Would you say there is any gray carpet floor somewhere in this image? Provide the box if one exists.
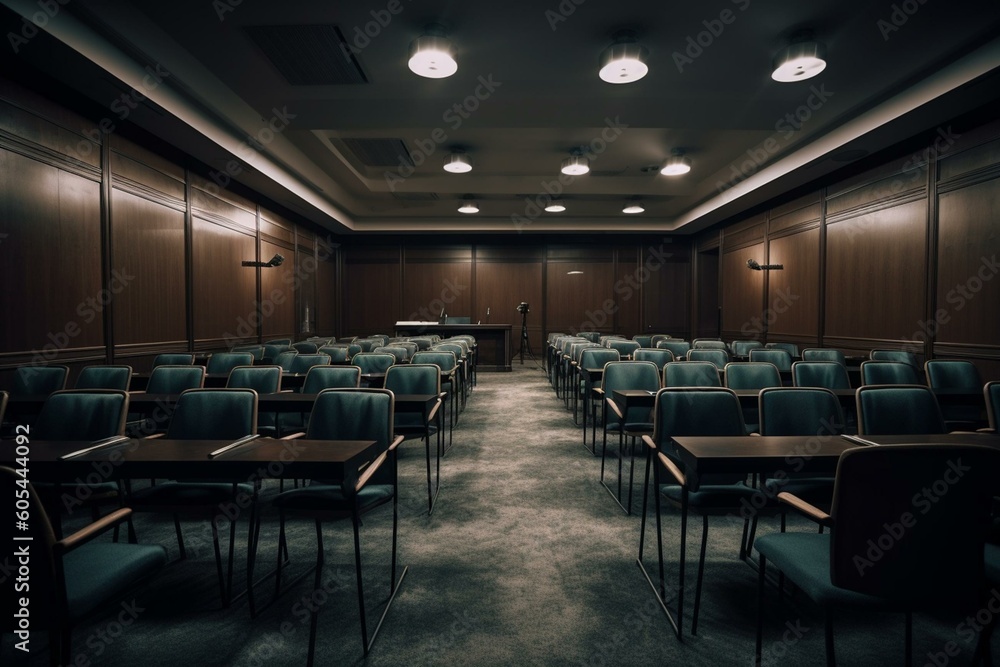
[4,363,990,665]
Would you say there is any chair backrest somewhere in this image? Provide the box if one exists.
[385,363,441,395]
[355,338,380,352]
[145,365,206,394]
[34,389,130,440]
[152,353,195,367]
[230,344,264,361]
[693,339,729,351]
[602,361,661,425]
[408,337,434,351]
[374,345,409,362]
[663,361,721,387]
[871,349,918,368]
[802,348,846,365]
[226,365,282,393]
[274,350,298,371]
[606,339,641,358]
[828,444,1000,605]
[652,388,747,485]
[724,362,781,390]
[632,335,653,348]
[262,343,292,361]
[291,341,319,354]
[765,342,799,357]
[352,353,396,375]
[302,365,362,392]
[748,348,792,372]
[686,348,729,369]
[569,342,601,365]
[860,360,919,385]
[266,338,292,346]
[306,388,395,449]
[75,365,133,390]
[633,348,675,368]
[656,340,691,358]
[730,340,763,357]
[924,359,981,390]
[206,352,254,375]
[411,351,458,373]
[856,385,946,435]
[318,346,352,364]
[165,388,257,439]
[649,334,672,347]
[986,381,1000,431]
[578,331,601,343]
[289,353,332,375]
[791,361,851,390]
[14,364,69,395]
[432,343,465,360]
[367,334,390,347]
[579,348,620,371]
[758,387,845,436]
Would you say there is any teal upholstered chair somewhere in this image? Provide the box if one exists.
[687,348,729,369]
[633,348,675,369]
[291,341,319,354]
[632,334,653,348]
[792,361,851,390]
[227,365,282,435]
[856,385,946,435]
[33,390,131,531]
[749,348,792,372]
[319,345,352,364]
[579,348,621,453]
[924,359,984,428]
[731,340,763,357]
[600,361,661,514]
[75,365,132,390]
[657,339,691,359]
[986,381,1000,433]
[870,348,918,368]
[663,361,721,388]
[385,364,444,513]
[432,343,468,404]
[411,350,459,444]
[274,350,298,372]
[860,360,919,385]
[230,344,264,361]
[127,388,258,606]
[765,342,799,357]
[802,348,846,365]
[606,338,641,360]
[353,352,397,388]
[754,444,999,666]
[565,342,601,409]
[355,338,380,352]
[374,345,409,362]
[578,331,601,343]
[639,387,754,639]
[262,343,292,363]
[144,365,206,393]
[693,339,729,351]
[250,389,405,658]
[206,352,254,375]
[0,466,167,666]
[14,364,69,394]
[152,353,195,367]
[288,353,331,375]
[649,334,672,347]
[724,362,782,433]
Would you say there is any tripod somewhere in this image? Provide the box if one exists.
[515,309,536,365]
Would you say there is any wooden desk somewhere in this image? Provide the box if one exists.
[394,322,510,372]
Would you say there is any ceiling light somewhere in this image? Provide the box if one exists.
[444,152,472,173]
[660,149,691,176]
[457,198,479,214]
[622,200,645,214]
[408,28,457,79]
[771,38,826,83]
[544,201,566,213]
[599,31,649,84]
[560,154,589,175]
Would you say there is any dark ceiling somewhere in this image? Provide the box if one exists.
[2,0,1000,236]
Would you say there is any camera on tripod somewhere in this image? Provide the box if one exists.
[516,302,530,314]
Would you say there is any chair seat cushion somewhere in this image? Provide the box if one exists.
[272,484,393,513]
[64,542,167,622]
[660,482,755,509]
[755,532,905,610]
[130,481,254,507]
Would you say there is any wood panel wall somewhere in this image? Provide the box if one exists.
[706,115,1000,380]
[0,79,331,385]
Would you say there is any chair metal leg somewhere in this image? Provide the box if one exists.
[352,509,370,656]
[174,514,186,559]
[636,455,681,640]
[755,554,766,666]
[209,517,229,607]
[825,610,836,667]
[274,512,287,599]
[306,520,324,667]
[692,514,709,636]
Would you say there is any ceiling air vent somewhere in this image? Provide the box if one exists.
[245,25,368,85]
[340,138,414,167]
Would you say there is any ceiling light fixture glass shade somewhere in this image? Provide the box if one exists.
[560,154,590,175]
[598,32,649,84]
[660,151,691,176]
[457,199,479,213]
[544,202,566,213]
[771,40,826,82]
[443,152,472,173]
[622,201,645,214]
[408,34,458,79]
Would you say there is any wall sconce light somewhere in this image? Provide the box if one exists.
[747,259,783,270]
[242,253,285,268]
